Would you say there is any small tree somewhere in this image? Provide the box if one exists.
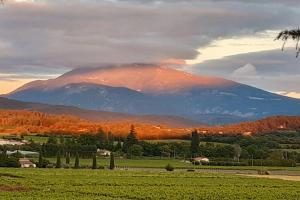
[109,152,115,170]
[128,144,143,158]
[165,163,174,171]
[66,152,70,165]
[115,139,122,151]
[56,150,61,168]
[234,144,242,163]
[74,152,80,169]
[59,135,65,145]
[123,125,138,152]
[92,153,97,169]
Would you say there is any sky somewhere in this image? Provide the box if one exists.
[0,0,300,98]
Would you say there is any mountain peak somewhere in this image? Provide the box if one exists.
[14,64,234,94]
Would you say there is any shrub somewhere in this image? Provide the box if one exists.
[0,157,20,168]
[165,163,174,171]
[36,159,50,168]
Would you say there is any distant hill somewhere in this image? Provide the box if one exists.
[0,97,201,128]
[0,109,190,139]
[7,64,300,124]
[197,116,300,135]
[0,109,299,139]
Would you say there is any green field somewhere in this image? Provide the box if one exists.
[23,135,49,144]
[39,157,300,171]
[1,168,300,200]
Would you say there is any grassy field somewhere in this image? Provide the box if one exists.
[1,168,300,200]
[23,135,49,144]
[39,157,300,171]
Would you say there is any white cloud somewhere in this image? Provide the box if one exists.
[187,31,285,65]
[231,63,257,77]
[275,91,300,99]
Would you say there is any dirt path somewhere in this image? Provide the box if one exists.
[241,174,300,182]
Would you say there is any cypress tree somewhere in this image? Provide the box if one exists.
[56,150,61,168]
[92,153,97,169]
[74,152,80,169]
[190,130,200,158]
[66,152,70,165]
[38,151,43,168]
[109,152,115,170]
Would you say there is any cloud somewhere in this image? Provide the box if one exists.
[0,0,299,75]
[231,63,257,77]
[275,91,300,99]
[188,48,300,93]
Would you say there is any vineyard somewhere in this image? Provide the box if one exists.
[1,169,300,200]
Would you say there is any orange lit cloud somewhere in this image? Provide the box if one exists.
[160,59,187,65]
[0,79,36,94]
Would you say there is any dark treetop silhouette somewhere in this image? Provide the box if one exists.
[276,28,300,57]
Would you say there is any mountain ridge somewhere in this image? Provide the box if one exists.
[6,64,300,124]
[0,97,202,128]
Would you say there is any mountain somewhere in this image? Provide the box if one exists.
[7,64,300,124]
[0,97,201,127]
[13,64,233,94]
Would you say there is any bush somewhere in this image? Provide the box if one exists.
[251,159,296,167]
[127,144,144,158]
[36,159,50,168]
[0,157,20,168]
[165,163,174,171]
[205,161,248,166]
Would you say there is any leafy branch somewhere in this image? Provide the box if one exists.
[275,28,300,57]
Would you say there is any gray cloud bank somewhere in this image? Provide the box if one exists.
[0,0,299,74]
[189,48,300,93]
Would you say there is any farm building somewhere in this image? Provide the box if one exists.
[0,139,26,146]
[19,158,36,168]
[97,149,111,156]
[6,150,39,157]
[192,157,210,164]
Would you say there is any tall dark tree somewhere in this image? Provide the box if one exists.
[123,125,138,152]
[115,139,122,151]
[276,28,300,57]
[96,128,107,149]
[190,130,200,158]
[66,152,70,165]
[59,135,65,145]
[109,152,115,170]
[107,132,114,150]
[74,152,80,169]
[38,151,43,168]
[56,150,62,168]
[92,153,97,169]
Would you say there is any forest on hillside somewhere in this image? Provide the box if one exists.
[0,110,300,139]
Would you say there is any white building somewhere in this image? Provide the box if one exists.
[0,139,25,146]
[19,158,36,168]
[97,149,111,156]
[6,150,39,157]
[192,157,210,164]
